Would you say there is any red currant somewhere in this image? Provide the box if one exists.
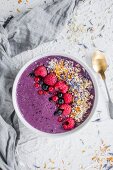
[43,91,48,95]
[58,117,63,122]
[56,104,60,107]
[52,96,58,102]
[34,83,39,88]
[48,86,54,92]
[34,77,40,82]
[38,90,43,95]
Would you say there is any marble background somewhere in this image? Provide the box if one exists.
[1,0,113,170]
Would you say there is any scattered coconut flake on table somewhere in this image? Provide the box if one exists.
[79,139,113,170]
[33,159,71,170]
[18,0,29,4]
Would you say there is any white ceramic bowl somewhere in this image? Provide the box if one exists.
[12,53,98,136]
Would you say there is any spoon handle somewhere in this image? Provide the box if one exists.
[104,79,113,119]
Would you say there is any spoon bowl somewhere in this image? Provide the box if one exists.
[92,51,108,79]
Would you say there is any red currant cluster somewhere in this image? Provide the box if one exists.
[29,65,75,130]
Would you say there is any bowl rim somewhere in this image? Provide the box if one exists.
[12,52,98,137]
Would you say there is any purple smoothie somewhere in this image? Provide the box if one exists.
[16,55,95,134]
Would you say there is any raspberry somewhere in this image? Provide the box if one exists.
[64,93,73,104]
[34,65,47,77]
[54,81,68,93]
[52,96,58,102]
[48,86,54,93]
[62,117,75,130]
[34,77,40,82]
[34,83,39,88]
[44,73,57,86]
[60,104,71,116]
[38,90,43,95]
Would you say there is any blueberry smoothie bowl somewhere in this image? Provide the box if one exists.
[12,54,98,136]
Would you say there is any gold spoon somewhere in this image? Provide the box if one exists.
[92,50,113,119]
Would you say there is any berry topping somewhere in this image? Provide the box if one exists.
[49,97,52,101]
[56,104,60,107]
[60,104,71,116]
[34,83,39,88]
[34,65,47,77]
[39,79,43,85]
[58,116,63,122]
[57,92,63,98]
[54,81,68,93]
[43,91,48,95]
[64,93,73,104]
[54,109,63,116]
[42,84,49,91]
[29,72,35,77]
[62,117,75,130]
[44,73,57,86]
[58,98,64,104]
[53,91,57,95]
[38,90,43,95]
[48,86,54,93]
[34,77,40,82]
[52,96,58,102]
